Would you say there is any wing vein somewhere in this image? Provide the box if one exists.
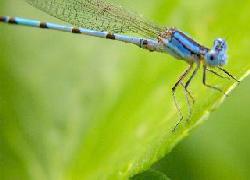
[26,0,165,38]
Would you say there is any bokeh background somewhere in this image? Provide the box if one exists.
[0,0,249,179]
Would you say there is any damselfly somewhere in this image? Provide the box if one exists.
[0,0,240,131]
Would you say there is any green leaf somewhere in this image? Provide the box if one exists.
[0,0,249,179]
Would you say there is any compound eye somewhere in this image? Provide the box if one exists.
[209,54,215,61]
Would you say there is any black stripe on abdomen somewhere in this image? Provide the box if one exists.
[72,28,81,33]
[106,33,116,40]
[8,17,17,24]
[40,22,48,28]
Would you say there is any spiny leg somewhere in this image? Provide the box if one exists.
[203,65,228,96]
[217,67,240,82]
[181,63,200,121]
[184,63,200,105]
[183,84,195,105]
[206,68,230,80]
[181,82,192,121]
[172,64,193,132]
[184,86,195,105]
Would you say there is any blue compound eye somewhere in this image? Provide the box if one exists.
[205,50,227,66]
[205,51,218,66]
[209,54,215,61]
[204,38,228,66]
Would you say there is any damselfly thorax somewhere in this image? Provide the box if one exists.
[157,28,209,64]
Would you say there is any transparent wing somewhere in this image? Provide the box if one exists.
[26,0,165,38]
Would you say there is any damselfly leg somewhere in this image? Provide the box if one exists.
[172,64,194,131]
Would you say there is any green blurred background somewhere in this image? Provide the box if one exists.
[0,0,249,179]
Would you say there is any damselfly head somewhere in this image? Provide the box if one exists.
[204,38,228,66]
